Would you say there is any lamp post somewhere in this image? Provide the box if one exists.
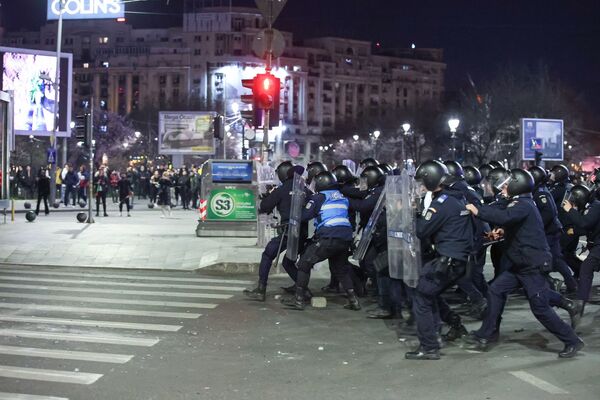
[448,118,460,160]
[401,123,411,169]
[373,130,380,159]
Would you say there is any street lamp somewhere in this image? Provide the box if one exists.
[373,130,381,139]
[401,123,411,168]
[353,134,359,141]
[134,131,141,138]
[448,118,460,160]
[372,130,381,158]
[123,142,129,149]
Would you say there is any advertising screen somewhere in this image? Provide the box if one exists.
[521,118,564,161]
[47,0,125,20]
[0,47,72,137]
[212,161,254,184]
[158,112,216,155]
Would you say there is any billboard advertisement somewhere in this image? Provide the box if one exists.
[158,112,216,155]
[0,47,73,137]
[47,0,125,20]
[521,118,564,161]
[212,161,254,184]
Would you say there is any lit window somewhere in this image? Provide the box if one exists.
[102,62,110,68]
[83,63,89,69]
[99,37,109,44]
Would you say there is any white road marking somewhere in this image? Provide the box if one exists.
[0,365,102,385]
[0,276,245,291]
[0,329,159,347]
[0,268,252,285]
[0,392,69,400]
[0,345,132,364]
[464,350,482,354]
[0,293,218,309]
[509,371,569,394]
[0,302,202,319]
[0,283,233,299]
[0,315,181,332]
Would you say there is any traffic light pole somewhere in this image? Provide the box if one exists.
[262,40,273,163]
[87,99,94,224]
[50,0,65,205]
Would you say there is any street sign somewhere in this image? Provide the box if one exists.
[207,188,257,221]
[521,118,564,161]
[46,148,57,164]
[255,0,287,27]
[252,29,286,59]
[47,0,125,20]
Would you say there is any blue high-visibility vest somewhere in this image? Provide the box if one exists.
[315,190,351,231]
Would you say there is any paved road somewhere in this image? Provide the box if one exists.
[0,264,598,400]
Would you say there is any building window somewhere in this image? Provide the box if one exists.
[194,49,202,55]
[194,35,202,42]
[159,75,166,85]
[99,37,109,44]
[64,38,73,45]
[102,61,110,68]
[116,37,125,43]
[403,88,408,97]
[83,63,89,69]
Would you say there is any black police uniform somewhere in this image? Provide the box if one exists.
[470,195,581,350]
[532,185,577,292]
[567,199,600,301]
[411,188,473,353]
[288,189,360,310]
[256,178,305,286]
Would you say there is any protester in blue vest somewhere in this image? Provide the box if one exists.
[282,171,360,311]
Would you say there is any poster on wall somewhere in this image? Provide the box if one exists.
[158,112,217,155]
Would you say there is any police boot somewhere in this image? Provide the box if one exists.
[405,346,441,360]
[281,287,306,310]
[243,282,266,302]
[559,298,584,329]
[442,314,468,342]
[558,338,584,358]
[467,299,488,320]
[343,289,361,311]
[280,284,296,294]
[462,332,497,351]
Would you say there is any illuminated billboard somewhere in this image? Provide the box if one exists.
[158,112,217,155]
[0,47,73,137]
[47,0,125,20]
[521,118,564,161]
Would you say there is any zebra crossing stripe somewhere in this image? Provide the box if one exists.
[0,345,133,364]
[0,268,252,285]
[0,315,182,332]
[0,275,245,291]
[0,302,202,319]
[0,365,103,385]
[0,293,218,309]
[0,284,234,299]
[0,392,69,400]
[0,329,159,347]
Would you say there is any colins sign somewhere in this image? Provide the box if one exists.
[47,0,124,20]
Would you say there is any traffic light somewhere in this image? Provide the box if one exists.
[73,113,92,147]
[240,72,281,129]
[213,114,224,140]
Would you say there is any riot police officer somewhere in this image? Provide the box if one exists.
[464,165,483,198]
[549,164,571,207]
[562,184,600,316]
[360,158,379,169]
[283,171,361,311]
[405,160,474,360]
[444,160,488,318]
[244,161,304,301]
[465,169,584,358]
[306,161,327,186]
[529,166,578,293]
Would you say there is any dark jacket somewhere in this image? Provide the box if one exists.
[37,175,50,196]
[476,194,552,271]
[567,200,600,247]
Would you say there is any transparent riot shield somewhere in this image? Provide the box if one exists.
[386,171,421,287]
[342,159,357,176]
[353,190,386,261]
[285,173,306,261]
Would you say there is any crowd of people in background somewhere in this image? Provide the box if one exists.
[3,162,204,218]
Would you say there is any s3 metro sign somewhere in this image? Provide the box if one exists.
[47,0,125,20]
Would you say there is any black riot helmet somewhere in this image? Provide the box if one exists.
[360,166,385,189]
[378,162,393,175]
[306,161,327,184]
[332,165,354,185]
[550,164,569,184]
[360,158,379,169]
[275,161,294,183]
[488,167,509,194]
[444,160,464,179]
[314,171,338,192]
[479,164,493,180]
[528,165,548,188]
[415,160,449,191]
[568,184,591,210]
[463,166,482,186]
[489,160,504,169]
[506,168,534,197]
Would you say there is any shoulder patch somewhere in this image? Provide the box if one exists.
[540,196,547,204]
[507,201,518,208]
[425,211,433,221]
[584,209,590,215]
[436,194,448,203]
[305,200,314,209]
[460,210,471,216]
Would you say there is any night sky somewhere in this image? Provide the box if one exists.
[3,0,600,96]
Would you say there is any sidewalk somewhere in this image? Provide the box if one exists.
[0,202,265,272]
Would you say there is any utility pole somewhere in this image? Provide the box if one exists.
[87,98,94,223]
[49,0,65,204]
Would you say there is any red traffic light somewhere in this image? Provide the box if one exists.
[254,73,280,110]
